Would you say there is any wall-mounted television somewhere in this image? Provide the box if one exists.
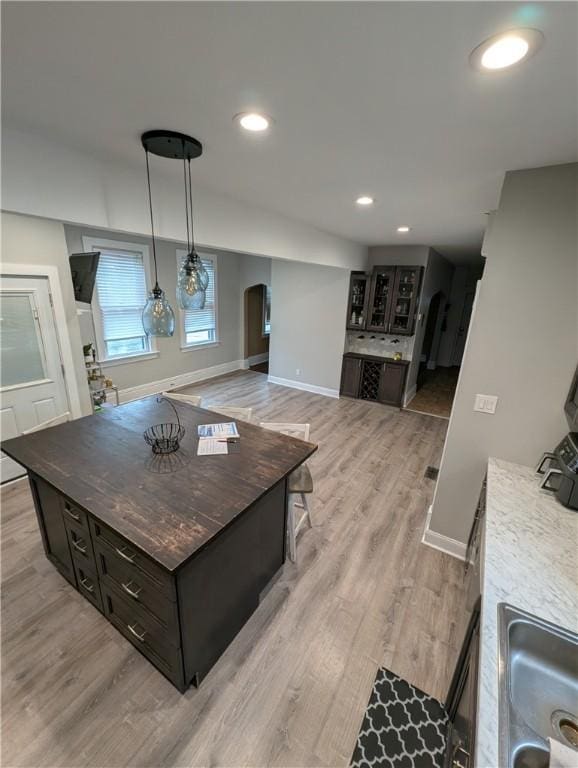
[69,252,100,304]
[565,362,578,432]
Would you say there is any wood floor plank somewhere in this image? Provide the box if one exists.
[1,370,467,768]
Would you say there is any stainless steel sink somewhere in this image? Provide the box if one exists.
[499,604,578,768]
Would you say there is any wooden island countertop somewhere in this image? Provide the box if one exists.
[1,397,317,691]
[2,397,317,572]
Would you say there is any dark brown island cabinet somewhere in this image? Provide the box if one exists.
[1,398,316,693]
[340,353,409,407]
[346,265,423,336]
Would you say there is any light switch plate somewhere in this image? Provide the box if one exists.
[474,394,498,414]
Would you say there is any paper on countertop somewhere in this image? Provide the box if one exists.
[197,438,228,456]
[198,422,239,438]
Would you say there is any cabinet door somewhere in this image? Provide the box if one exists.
[378,364,406,406]
[367,267,396,332]
[445,601,481,768]
[340,357,362,398]
[29,475,76,586]
[346,273,370,330]
[389,266,423,335]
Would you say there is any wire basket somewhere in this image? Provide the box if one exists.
[143,397,185,455]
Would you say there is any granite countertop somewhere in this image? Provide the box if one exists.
[343,351,410,365]
[476,457,578,767]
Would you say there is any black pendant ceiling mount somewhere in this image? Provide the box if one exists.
[141,130,203,161]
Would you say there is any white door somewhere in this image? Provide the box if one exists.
[0,276,69,482]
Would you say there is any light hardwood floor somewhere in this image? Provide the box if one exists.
[1,370,467,768]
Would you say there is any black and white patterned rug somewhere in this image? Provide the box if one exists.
[351,668,449,768]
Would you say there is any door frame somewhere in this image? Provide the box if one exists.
[1,263,83,419]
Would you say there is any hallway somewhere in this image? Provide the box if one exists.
[406,366,460,419]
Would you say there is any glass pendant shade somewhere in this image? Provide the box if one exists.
[176,251,208,310]
[142,286,175,337]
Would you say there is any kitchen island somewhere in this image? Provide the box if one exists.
[1,397,316,692]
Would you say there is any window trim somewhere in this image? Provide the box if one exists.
[82,236,157,363]
[175,249,219,351]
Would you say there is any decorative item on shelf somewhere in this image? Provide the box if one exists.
[83,343,95,363]
[143,397,185,455]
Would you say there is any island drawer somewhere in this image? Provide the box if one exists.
[72,557,103,613]
[94,541,178,632]
[64,518,97,570]
[90,520,175,599]
[60,497,89,531]
[101,583,183,687]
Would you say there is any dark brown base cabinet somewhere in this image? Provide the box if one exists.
[28,472,287,692]
[340,353,408,407]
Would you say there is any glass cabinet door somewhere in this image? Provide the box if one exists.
[389,267,421,334]
[367,267,395,332]
[346,273,370,330]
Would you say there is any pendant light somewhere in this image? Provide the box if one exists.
[176,144,209,310]
[141,140,175,337]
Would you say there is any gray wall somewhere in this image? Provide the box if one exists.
[2,212,93,415]
[269,260,350,392]
[65,225,271,391]
[368,245,429,269]
[430,163,578,544]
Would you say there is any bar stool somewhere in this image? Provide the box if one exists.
[260,422,313,562]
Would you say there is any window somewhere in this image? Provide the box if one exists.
[176,251,218,348]
[262,284,271,336]
[83,238,153,362]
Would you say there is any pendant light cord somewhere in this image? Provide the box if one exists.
[188,158,196,254]
[182,144,191,253]
[145,148,159,289]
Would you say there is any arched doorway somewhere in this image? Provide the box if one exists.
[244,283,270,374]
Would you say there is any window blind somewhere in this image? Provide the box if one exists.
[180,255,217,345]
[94,250,149,358]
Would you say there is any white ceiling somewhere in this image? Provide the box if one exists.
[2,2,577,264]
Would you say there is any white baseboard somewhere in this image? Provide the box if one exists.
[118,359,246,404]
[267,375,339,399]
[421,505,467,561]
[403,384,417,407]
[245,352,269,367]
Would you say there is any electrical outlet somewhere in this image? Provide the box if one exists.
[474,394,498,414]
[296,368,301,377]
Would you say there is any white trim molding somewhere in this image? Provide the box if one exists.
[421,505,467,561]
[403,384,417,408]
[117,359,246,404]
[267,375,339,399]
[0,263,84,419]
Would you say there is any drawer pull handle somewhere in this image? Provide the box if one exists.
[127,623,146,643]
[71,539,87,555]
[121,581,141,600]
[80,576,94,593]
[64,504,80,522]
[115,546,135,564]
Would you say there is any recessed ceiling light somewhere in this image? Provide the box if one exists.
[470,28,544,72]
[356,196,374,206]
[235,112,271,132]
[397,226,410,233]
